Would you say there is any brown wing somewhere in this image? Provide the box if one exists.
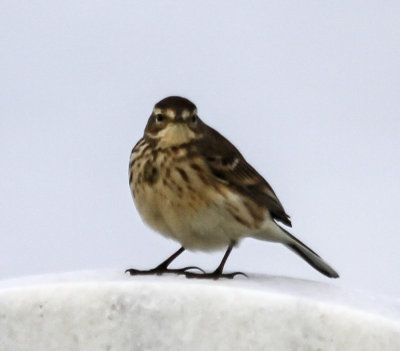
[195,124,292,227]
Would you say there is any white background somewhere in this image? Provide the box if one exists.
[1,1,399,297]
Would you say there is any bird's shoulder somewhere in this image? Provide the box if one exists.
[193,124,292,227]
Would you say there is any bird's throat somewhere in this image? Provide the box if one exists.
[152,124,198,148]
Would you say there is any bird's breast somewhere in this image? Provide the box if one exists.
[128,140,267,250]
[129,142,213,238]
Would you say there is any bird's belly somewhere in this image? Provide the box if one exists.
[132,168,259,251]
[134,184,230,250]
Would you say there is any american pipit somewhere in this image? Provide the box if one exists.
[126,96,339,279]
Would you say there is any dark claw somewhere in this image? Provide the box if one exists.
[184,271,248,280]
[125,268,155,276]
[125,266,205,276]
[168,266,206,274]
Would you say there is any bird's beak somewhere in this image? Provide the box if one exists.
[175,115,185,123]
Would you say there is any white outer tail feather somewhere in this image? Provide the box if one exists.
[255,222,339,278]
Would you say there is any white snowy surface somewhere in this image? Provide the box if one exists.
[0,271,399,351]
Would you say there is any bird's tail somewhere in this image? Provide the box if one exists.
[281,227,339,278]
[254,223,339,278]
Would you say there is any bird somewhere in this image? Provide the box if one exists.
[126,96,339,279]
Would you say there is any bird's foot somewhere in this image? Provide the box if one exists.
[125,266,205,276]
[184,271,247,280]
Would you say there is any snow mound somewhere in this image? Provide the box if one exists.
[0,271,399,351]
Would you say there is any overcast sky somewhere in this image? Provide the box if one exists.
[1,1,399,297]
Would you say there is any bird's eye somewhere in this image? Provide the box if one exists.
[191,115,197,123]
[156,114,164,122]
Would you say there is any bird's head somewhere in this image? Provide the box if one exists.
[144,96,204,148]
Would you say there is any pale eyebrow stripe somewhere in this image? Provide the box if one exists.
[182,108,197,120]
[181,110,190,119]
[153,108,175,119]
[165,109,176,119]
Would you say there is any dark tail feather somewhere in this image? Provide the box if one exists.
[282,229,339,278]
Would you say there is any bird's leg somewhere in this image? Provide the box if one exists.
[185,243,247,279]
[125,247,204,276]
